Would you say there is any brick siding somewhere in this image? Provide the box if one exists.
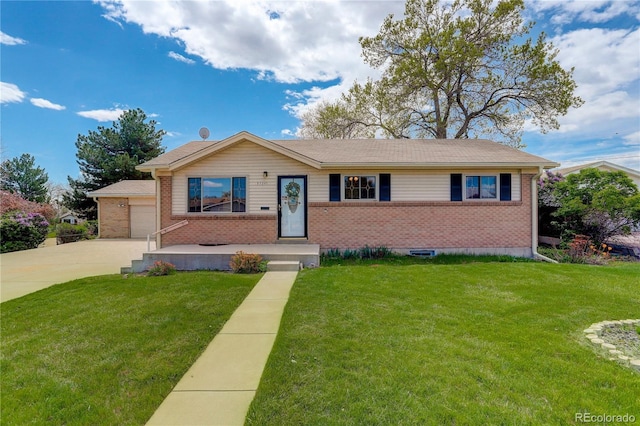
[98,198,129,238]
[159,176,276,246]
[308,174,533,251]
[158,174,535,253]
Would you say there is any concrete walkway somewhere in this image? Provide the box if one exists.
[0,239,153,303]
[146,269,298,425]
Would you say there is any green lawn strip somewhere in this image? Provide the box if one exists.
[1,271,261,425]
[247,262,640,425]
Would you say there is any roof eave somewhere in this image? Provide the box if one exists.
[87,192,155,197]
[319,161,560,170]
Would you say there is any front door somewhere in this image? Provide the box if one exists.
[278,176,307,238]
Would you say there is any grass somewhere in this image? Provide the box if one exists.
[0,271,261,425]
[247,260,640,425]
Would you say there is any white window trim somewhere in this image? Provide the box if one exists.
[342,174,378,201]
[187,176,248,214]
[463,174,499,201]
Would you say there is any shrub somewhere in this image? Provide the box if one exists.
[230,251,267,273]
[539,235,613,265]
[359,245,393,259]
[0,212,50,253]
[147,260,176,276]
[84,220,98,236]
[56,223,89,244]
[321,246,394,261]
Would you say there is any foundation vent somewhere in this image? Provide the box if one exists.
[409,249,437,257]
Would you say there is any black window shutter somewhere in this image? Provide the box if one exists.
[450,174,463,201]
[500,173,512,201]
[379,173,391,201]
[329,174,341,201]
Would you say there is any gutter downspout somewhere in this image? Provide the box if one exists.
[532,166,558,263]
[92,197,101,239]
[152,170,161,250]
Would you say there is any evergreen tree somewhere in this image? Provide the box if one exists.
[64,108,166,219]
[0,153,50,203]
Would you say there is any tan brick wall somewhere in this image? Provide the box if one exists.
[158,176,277,246]
[98,198,129,238]
[158,174,535,253]
[308,174,534,252]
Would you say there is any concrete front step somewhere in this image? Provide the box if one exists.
[126,244,320,273]
[267,261,301,272]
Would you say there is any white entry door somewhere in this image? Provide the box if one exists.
[278,176,307,238]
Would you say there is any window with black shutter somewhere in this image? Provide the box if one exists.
[379,173,391,201]
[500,173,512,201]
[329,174,341,201]
[450,174,463,201]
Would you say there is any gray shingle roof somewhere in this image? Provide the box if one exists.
[87,180,155,197]
[138,132,558,170]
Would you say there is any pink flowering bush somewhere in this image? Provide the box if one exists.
[1,211,50,253]
[147,260,176,276]
[0,190,55,222]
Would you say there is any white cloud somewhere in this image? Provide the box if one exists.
[527,0,640,26]
[168,51,195,64]
[0,82,26,104]
[97,0,400,84]
[552,28,639,99]
[0,31,27,46]
[77,108,126,121]
[539,27,640,139]
[623,131,640,146]
[30,98,66,111]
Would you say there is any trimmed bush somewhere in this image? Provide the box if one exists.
[56,223,89,244]
[230,251,267,273]
[1,212,50,253]
[147,260,176,276]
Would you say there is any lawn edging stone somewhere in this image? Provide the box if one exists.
[584,319,640,372]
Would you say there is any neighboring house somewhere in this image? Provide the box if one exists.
[59,211,80,224]
[136,131,559,257]
[88,180,156,238]
[554,161,640,188]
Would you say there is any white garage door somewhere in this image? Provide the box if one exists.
[130,205,156,238]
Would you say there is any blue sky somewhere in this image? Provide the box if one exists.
[2,0,639,185]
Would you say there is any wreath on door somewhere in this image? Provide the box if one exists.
[285,181,301,212]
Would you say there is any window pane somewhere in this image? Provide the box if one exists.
[202,178,231,212]
[232,177,246,212]
[188,178,202,212]
[363,176,376,199]
[481,176,497,199]
[344,176,358,199]
[466,176,479,199]
[344,176,376,199]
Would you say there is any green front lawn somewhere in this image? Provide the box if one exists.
[247,261,640,425]
[1,272,260,425]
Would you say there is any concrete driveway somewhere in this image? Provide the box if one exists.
[0,239,154,303]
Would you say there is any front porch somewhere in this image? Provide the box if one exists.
[124,243,320,273]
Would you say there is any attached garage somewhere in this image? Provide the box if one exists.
[130,204,156,238]
[88,180,156,239]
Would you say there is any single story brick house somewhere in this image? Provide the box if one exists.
[88,180,156,238]
[136,131,558,257]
